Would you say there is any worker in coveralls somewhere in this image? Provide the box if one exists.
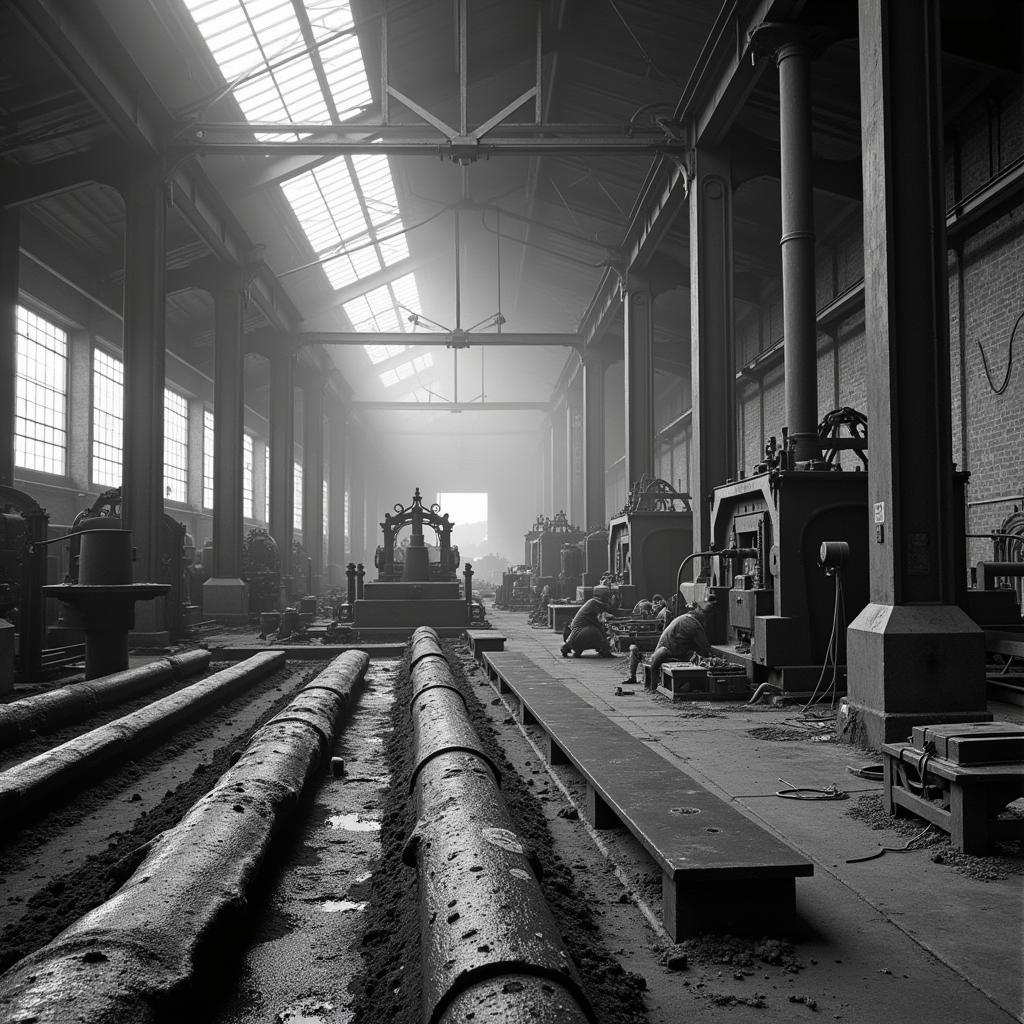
[560,585,617,658]
[622,600,714,689]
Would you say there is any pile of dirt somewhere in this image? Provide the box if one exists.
[0,660,329,973]
[845,793,1024,881]
[348,642,649,1024]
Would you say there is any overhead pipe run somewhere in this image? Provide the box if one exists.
[405,627,593,1024]
[0,650,284,824]
[0,650,370,1024]
[0,649,212,747]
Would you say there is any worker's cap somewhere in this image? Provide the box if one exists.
[651,593,665,602]
[592,585,611,599]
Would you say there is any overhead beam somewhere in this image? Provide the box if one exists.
[351,401,549,412]
[299,331,581,348]
[10,0,167,155]
[177,132,683,159]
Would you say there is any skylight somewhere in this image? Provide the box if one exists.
[379,353,433,387]
[183,0,422,336]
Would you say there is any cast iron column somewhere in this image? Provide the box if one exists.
[327,403,347,586]
[550,400,568,515]
[582,354,606,529]
[121,165,168,640]
[349,432,365,565]
[204,267,249,623]
[846,0,986,747]
[566,372,584,527]
[0,207,18,487]
[689,148,737,560]
[624,274,654,487]
[751,24,820,462]
[301,370,325,594]
[268,344,295,600]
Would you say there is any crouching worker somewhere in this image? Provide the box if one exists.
[623,600,714,689]
[560,585,617,658]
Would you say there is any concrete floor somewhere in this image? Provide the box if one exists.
[486,608,1024,1024]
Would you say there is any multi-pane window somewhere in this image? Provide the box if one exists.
[293,460,303,532]
[203,408,215,509]
[164,389,189,503]
[15,306,67,475]
[92,348,123,487]
[243,433,255,520]
[265,446,270,523]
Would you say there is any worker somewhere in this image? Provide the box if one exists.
[560,585,617,657]
[622,600,714,689]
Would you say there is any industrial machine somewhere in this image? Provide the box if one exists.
[494,566,535,610]
[0,484,51,685]
[525,511,585,584]
[698,414,870,692]
[608,476,692,607]
[52,488,196,641]
[241,528,281,613]
[353,488,474,633]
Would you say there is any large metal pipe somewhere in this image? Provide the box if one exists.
[0,650,284,823]
[407,628,593,1024]
[0,649,212,747]
[0,650,369,1024]
[777,35,819,463]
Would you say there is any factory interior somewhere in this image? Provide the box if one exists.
[1,1,1023,1022]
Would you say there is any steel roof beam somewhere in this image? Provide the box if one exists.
[299,331,581,348]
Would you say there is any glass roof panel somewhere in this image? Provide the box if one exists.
[183,0,421,339]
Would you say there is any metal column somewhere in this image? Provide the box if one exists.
[689,148,736,557]
[0,208,18,487]
[550,400,568,514]
[751,24,820,462]
[121,167,167,640]
[327,403,347,586]
[846,0,986,747]
[268,345,295,594]
[348,432,365,566]
[624,274,654,487]
[301,371,325,594]
[566,372,584,527]
[204,269,249,622]
[582,355,606,529]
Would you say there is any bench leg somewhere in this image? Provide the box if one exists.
[497,676,511,694]
[519,700,537,726]
[586,785,621,829]
[662,874,796,940]
[950,784,988,855]
[546,736,569,766]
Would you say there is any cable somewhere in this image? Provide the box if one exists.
[775,778,848,801]
[477,210,610,270]
[977,308,1021,395]
[845,824,936,863]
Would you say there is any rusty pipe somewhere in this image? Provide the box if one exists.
[0,649,212,747]
[407,628,594,1024]
[0,650,370,1024]
[0,651,284,824]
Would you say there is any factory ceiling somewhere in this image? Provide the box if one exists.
[2,0,1021,438]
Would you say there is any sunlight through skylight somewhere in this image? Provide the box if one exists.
[183,0,422,350]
